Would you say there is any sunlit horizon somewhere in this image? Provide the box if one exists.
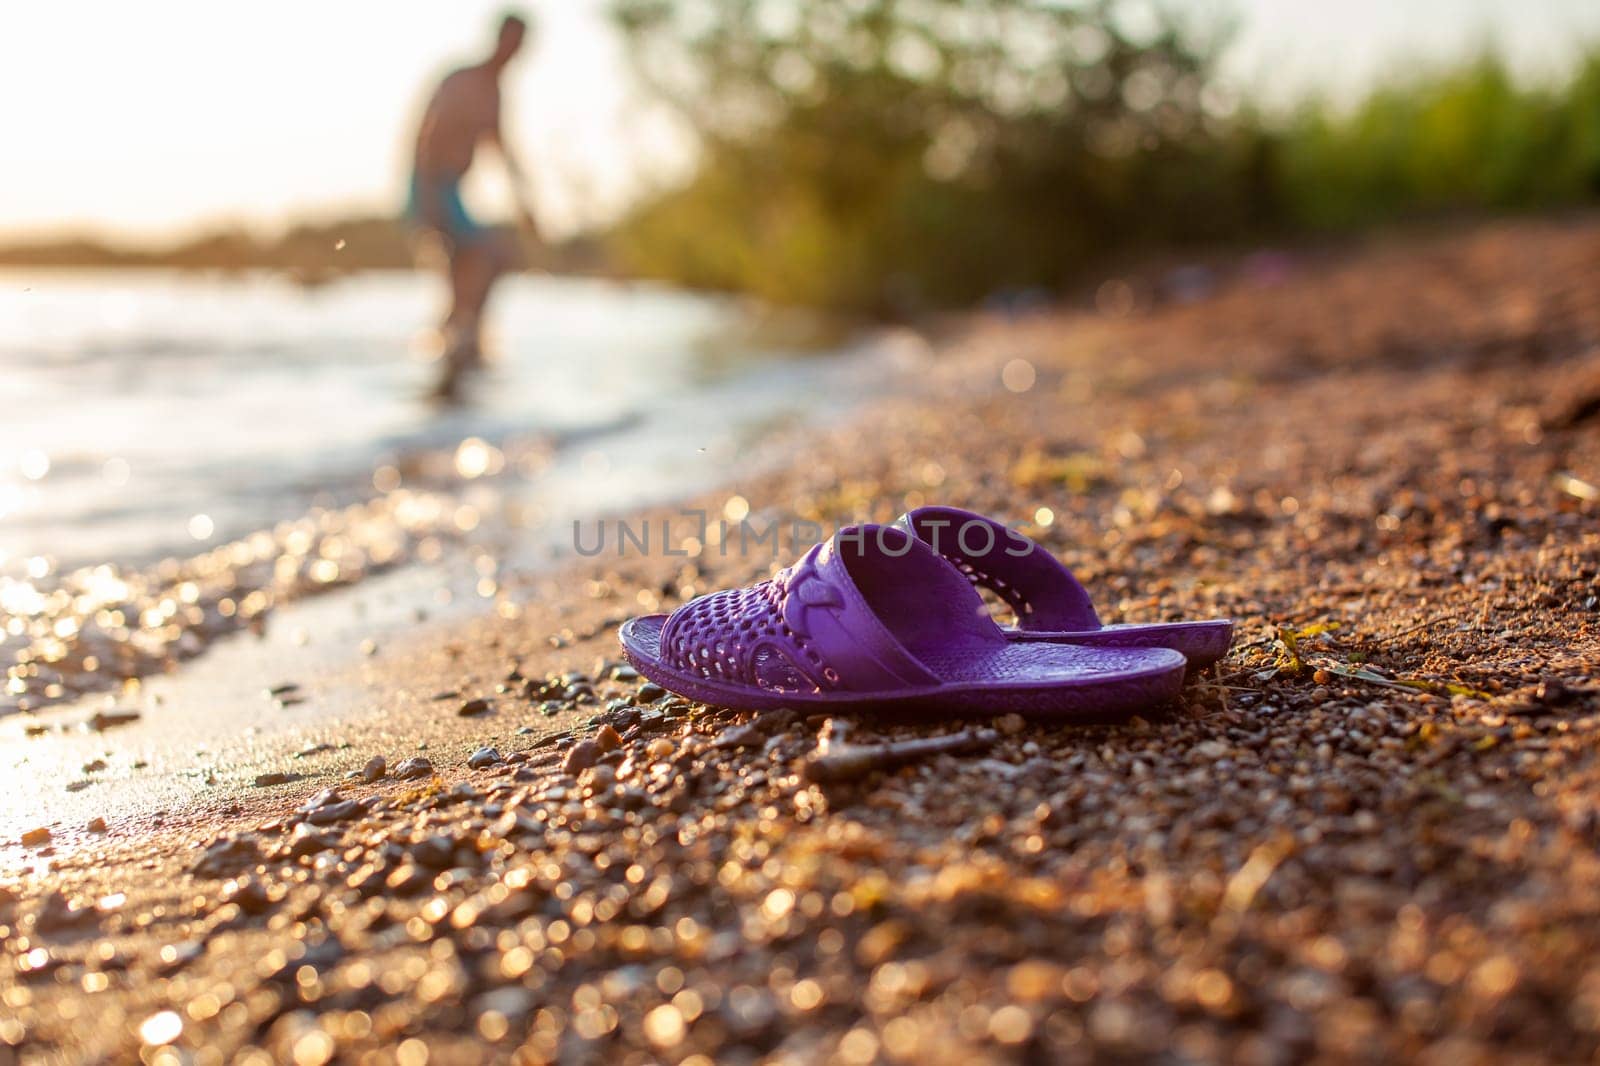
[4,0,1598,246]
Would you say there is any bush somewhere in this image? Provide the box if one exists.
[1277,53,1600,230]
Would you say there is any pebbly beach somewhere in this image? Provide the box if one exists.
[2,215,1600,1063]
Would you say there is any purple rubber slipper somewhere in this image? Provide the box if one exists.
[619,524,1186,717]
[892,506,1233,667]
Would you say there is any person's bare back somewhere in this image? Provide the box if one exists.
[413,66,501,181]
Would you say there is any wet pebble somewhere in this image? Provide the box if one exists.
[468,746,504,769]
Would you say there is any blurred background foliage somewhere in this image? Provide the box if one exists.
[606,0,1600,314]
[1277,54,1600,230]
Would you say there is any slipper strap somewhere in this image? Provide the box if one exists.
[895,506,1102,633]
[657,534,939,696]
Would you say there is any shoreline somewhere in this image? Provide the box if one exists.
[0,274,910,721]
[4,215,1600,1062]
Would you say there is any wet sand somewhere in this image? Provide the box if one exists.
[4,216,1600,1064]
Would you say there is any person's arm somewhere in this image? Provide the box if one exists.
[489,116,540,241]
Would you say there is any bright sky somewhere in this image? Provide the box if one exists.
[3,0,1598,244]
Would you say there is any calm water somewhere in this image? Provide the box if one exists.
[0,270,895,574]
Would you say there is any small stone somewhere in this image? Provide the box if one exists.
[288,823,339,856]
[220,877,274,915]
[88,709,141,730]
[636,682,667,703]
[458,698,493,717]
[716,722,763,749]
[526,676,564,700]
[85,817,107,833]
[410,835,458,869]
[192,834,260,877]
[468,746,504,769]
[596,705,641,732]
[595,724,624,752]
[253,772,291,787]
[646,737,675,760]
[1537,677,1572,705]
[21,826,52,847]
[394,756,434,780]
[994,714,1026,736]
[35,890,97,932]
[296,788,343,813]
[307,800,359,825]
[563,740,601,774]
[361,755,387,782]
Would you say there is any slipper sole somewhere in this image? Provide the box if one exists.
[620,615,1186,718]
[1017,619,1234,668]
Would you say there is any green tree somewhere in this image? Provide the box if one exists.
[609,0,1255,314]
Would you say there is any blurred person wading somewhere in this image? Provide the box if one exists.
[407,12,541,399]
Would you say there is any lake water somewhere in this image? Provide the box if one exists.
[0,270,899,575]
